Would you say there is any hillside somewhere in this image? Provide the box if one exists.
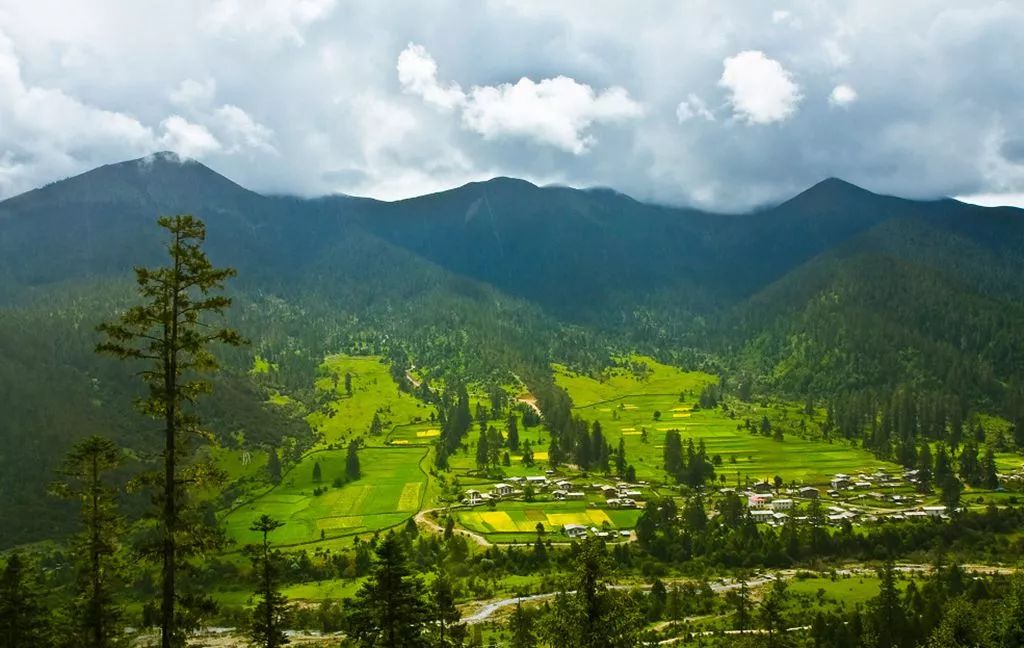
[1,152,1024,546]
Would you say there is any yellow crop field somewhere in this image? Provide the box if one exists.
[390,439,409,445]
[672,413,691,418]
[586,510,613,526]
[416,429,440,438]
[397,483,422,510]
[530,451,549,461]
[480,511,519,532]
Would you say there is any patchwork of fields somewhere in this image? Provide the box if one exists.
[222,446,428,546]
[457,501,641,536]
[555,357,898,486]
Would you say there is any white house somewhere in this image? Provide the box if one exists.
[566,491,586,501]
[464,489,483,505]
[556,480,573,490]
[601,486,619,498]
[552,490,568,501]
[493,483,514,497]
[798,486,820,499]
[563,524,588,539]
[748,493,773,507]
[526,476,548,487]
[771,498,794,511]
[750,509,774,523]
[923,505,947,518]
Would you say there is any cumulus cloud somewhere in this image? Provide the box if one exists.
[398,43,642,154]
[675,93,715,123]
[1,1,1023,210]
[158,116,221,157]
[829,84,858,107]
[719,50,802,124]
[397,43,465,111]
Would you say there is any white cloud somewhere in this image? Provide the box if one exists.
[399,43,642,154]
[397,43,465,111]
[203,0,336,46]
[955,193,1024,208]
[828,84,858,107]
[718,50,802,124]
[158,115,221,157]
[772,10,791,24]
[824,39,851,68]
[170,77,217,107]
[675,93,715,123]
[213,104,275,153]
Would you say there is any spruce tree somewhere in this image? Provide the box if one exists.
[346,532,430,647]
[506,414,520,451]
[312,461,322,484]
[346,440,361,481]
[508,601,536,648]
[0,554,50,648]
[51,435,126,648]
[96,215,243,648]
[429,571,465,647]
[267,447,282,484]
[247,515,290,648]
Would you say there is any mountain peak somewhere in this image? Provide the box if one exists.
[780,176,878,211]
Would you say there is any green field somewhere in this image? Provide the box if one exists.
[307,354,435,444]
[555,356,898,486]
[222,445,428,546]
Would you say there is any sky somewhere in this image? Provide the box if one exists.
[0,0,1022,211]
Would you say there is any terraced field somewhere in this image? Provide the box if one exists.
[555,356,898,486]
[223,446,428,546]
[457,501,641,538]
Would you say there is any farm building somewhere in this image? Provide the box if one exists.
[750,509,774,523]
[751,481,773,494]
[526,476,548,487]
[555,480,573,490]
[563,524,588,539]
[493,483,514,497]
[552,490,567,500]
[798,486,819,499]
[601,486,619,498]
[464,489,483,505]
[771,498,794,511]
[566,492,586,500]
[748,493,773,507]
[923,505,947,518]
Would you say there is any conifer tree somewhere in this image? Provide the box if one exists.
[0,554,50,648]
[51,435,126,648]
[346,440,361,481]
[96,214,243,648]
[267,447,282,484]
[429,571,465,647]
[346,532,430,647]
[508,601,536,648]
[312,461,322,484]
[246,515,290,648]
[506,414,520,451]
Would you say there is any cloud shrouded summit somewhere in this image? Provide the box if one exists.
[0,0,1023,210]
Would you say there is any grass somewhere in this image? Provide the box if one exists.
[222,445,428,546]
[554,356,898,486]
[307,355,435,444]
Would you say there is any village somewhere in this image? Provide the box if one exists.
[457,464,952,541]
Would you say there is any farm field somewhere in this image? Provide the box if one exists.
[457,500,641,539]
[555,357,899,486]
[221,445,428,546]
[307,354,435,444]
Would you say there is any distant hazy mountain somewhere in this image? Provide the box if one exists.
[1,152,1023,545]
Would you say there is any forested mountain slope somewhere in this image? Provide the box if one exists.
[1,151,1023,546]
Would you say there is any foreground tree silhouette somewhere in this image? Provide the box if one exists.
[51,435,126,648]
[345,532,431,647]
[0,554,50,647]
[97,214,243,648]
[545,538,643,648]
[247,515,290,648]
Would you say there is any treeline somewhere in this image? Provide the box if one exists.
[633,493,1024,567]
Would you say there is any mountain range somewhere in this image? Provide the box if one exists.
[1,151,1023,546]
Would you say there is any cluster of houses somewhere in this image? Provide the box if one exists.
[462,475,644,510]
[729,470,951,527]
